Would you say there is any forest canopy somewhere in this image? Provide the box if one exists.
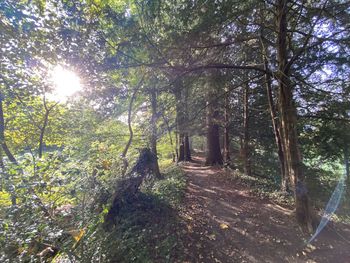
[0,0,349,262]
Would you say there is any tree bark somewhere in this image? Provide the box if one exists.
[174,86,191,162]
[242,84,252,176]
[345,146,349,195]
[174,88,181,162]
[149,89,162,179]
[178,133,185,162]
[276,0,315,232]
[183,133,191,161]
[178,133,191,162]
[223,87,231,165]
[175,129,179,161]
[121,87,139,176]
[261,40,287,191]
[104,148,159,229]
[205,92,223,166]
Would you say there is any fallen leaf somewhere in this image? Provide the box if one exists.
[220,223,229,230]
[208,234,216,240]
[305,244,316,252]
[69,229,85,242]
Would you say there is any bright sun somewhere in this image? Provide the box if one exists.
[49,65,82,102]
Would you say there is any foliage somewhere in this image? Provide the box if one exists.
[0,0,350,261]
[63,164,186,263]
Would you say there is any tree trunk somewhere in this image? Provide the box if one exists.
[178,133,185,162]
[175,130,179,162]
[0,98,18,165]
[149,89,162,179]
[183,133,191,161]
[276,0,315,232]
[345,146,349,196]
[261,45,287,191]
[205,94,223,166]
[178,133,191,162]
[38,110,49,159]
[223,87,231,165]
[183,87,191,161]
[121,87,139,176]
[38,97,58,159]
[104,148,159,229]
[242,84,251,176]
[174,90,180,162]
[161,113,176,162]
[174,85,191,162]
[0,95,17,205]
[0,147,4,190]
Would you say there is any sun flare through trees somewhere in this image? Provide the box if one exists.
[0,0,350,262]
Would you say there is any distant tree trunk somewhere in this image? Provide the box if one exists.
[161,113,176,162]
[38,110,49,159]
[0,95,17,205]
[183,133,191,161]
[178,133,191,162]
[178,134,185,162]
[149,89,162,179]
[0,147,4,170]
[276,0,315,232]
[205,93,223,166]
[174,91,180,162]
[38,97,58,159]
[183,87,191,161]
[121,86,139,176]
[0,92,51,211]
[0,97,17,165]
[346,148,349,178]
[261,43,287,191]
[223,87,231,165]
[345,146,349,195]
[175,130,179,161]
[174,85,191,162]
[242,84,251,176]
[0,148,3,191]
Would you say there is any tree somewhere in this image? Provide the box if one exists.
[205,75,223,166]
[174,82,192,163]
[149,87,163,179]
[0,93,18,165]
[241,82,252,176]
[274,0,316,232]
[223,86,231,164]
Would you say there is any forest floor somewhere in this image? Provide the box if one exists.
[177,155,350,263]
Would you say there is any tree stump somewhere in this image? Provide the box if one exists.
[103,148,158,228]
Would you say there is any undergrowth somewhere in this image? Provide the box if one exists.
[223,165,349,220]
[222,168,294,206]
[72,163,187,263]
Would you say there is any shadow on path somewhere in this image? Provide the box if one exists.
[179,156,350,263]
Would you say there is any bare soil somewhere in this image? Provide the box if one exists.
[178,156,350,263]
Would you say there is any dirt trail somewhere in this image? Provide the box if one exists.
[179,156,350,263]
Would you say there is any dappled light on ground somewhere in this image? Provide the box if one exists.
[179,156,350,262]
